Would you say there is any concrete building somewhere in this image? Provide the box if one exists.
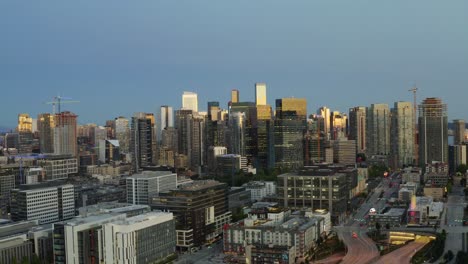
[278,165,357,224]
[401,167,422,183]
[207,146,228,174]
[182,91,198,112]
[10,182,75,224]
[223,209,326,258]
[391,101,415,168]
[330,111,347,140]
[317,107,331,140]
[114,116,130,154]
[332,139,356,165]
[37,154,78,181]
[231,89,239,104]
[54,111,78,157]
[418,98,448,167]
[348,106,367,154]
[367,104,391,156]
[453,119,466,145]
[160,105,174,130]
[215,154,248,176]
[242,181,277,202]
[38,113,55,153]
[0,233,33,264]
[255,83,267,106]
[449,144,467,174]
[423,185,444,201]
[246,245,295,264]
[126,171,177,205]
[369,208,406,227]
[53,211,176,264]
[152,180,231,250]
[407,196,443,226]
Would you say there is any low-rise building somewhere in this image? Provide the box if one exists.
[126,171,177,205]
[407,196,443,226]
[423,173,449,186]
[246,245,296,264]
[242,181,277,202]
[223,211,326,258]
[423,184,445,201]
[369,207,406,227]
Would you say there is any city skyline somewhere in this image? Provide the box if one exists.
[1,1,468,127]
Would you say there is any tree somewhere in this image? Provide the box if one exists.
[457,164,468,174]
[375,222,381,238]
[385,223,390,230]
[447,250,454,262]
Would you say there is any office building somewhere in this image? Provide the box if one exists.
[17,113,33,132]
[130,113,157,172]
[37,154,78,181]
[10,182,75,224]
[114,116,130,153]
[182,91,198,112]
[274,98,307,169]
[407,196,443,226]
[330,111,347,140]
[367,104,390,156]
[231,89,239,104]
[0,169,15,214]
[453,119,466,145]
[418,98,448,167]
[228,112,246,156]
[332,139,356,165]
[207,146,228,174]
[230,102,257,165]
[152,180,231,250]
[215,154,248,176]
[255,83,267,106]
[256,103,274,170]
[449,145,467,174]
[98,139,120,163]
[53,111,78,157]
[317,107,331,140]
[304,116,327,165]
[391,101,415,168]
[277,165,357,223]
[53,211,176,264]
[126,171,177,205]
[160,105,174,130]
[348,106,367,154]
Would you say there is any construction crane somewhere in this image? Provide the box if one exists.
[45,96,80,114]
[408,85,418,165]
[8,154,46,185]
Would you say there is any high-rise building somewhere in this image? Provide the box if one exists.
[419,98,448,166]
[230,102,257,165]
[332,139,357,165]
[255,83,267,106]
[182,91,198,112]
[160,105,174,130]
[348,106,366,154]
[453,119,466,145]
[317,107,331,140]
[54,111,78,157]
[330,111,347,140]
[114,116,130,153]
[449,145,467,174]
[274,98,307,169]
[98,139,120,164]
[228,112,246,156]
[10,182,75,224]
[391,102,415,168]
[304,116,327,165]
[126,171,177,205]
[130,113,157,172]
[17,113,33,132]
[38,113,55,154]
[366,104,390,156]
[152,180,231,250]
[231,89,239,104]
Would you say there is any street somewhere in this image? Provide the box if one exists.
[175,242,225,264]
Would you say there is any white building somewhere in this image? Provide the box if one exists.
[242,181,277,202]
[126,171,177,205]
[37,156,78,181]
[182,91,198,112]
[10,183,75,224]
[53,211,176,264]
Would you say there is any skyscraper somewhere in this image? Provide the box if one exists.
[175,110,205,171]
[255,83,267,106]
[130,113,157,172]
[160,105,174,130]
[419,98,448,166]
[348,106,367,154]
[17,113,33,154]
[114,116,130,153]
[231,89,239,104]
[453,119,466,145]
[391,102,414,168]
[182,91,198,112]
[54,111,78,157]
[228,112,246,156]
[38,113,55,153]
[274,98,307,169]
[330,111,347,140]
[366,104,390,156]
[317,107,331,140]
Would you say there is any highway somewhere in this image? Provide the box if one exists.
[375,239,429,264]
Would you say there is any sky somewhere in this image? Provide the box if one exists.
[1,0,467,128]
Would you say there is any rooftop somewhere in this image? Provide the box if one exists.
[178,180,225,191]
[128,170,175,179]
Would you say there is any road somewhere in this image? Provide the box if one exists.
[375,239,429,264]
[175,242,224,264]
[442,183,468,262]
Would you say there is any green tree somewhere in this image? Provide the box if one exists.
[457,164,468,174]
[385,223,390,230]
[375,222,381,237]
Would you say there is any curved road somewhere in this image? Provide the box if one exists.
[338,228,379,264]
[375,239,429,264]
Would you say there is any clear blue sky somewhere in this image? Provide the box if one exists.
[1,1,467,127]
